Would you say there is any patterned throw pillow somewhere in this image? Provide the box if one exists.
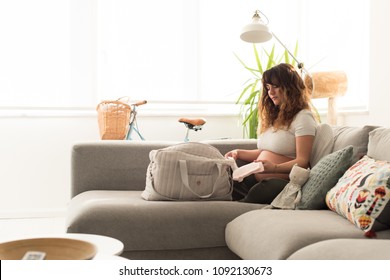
[326,156,390,235]
[297,145,353,210]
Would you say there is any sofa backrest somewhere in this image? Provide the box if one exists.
[331,125,379,163]
[71,139,258,198]
[310,123,334,167]
[71,127,384,198]
[367,127,390,161]
[71,141,178,197]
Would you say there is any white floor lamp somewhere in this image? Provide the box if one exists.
[240,10,348,125]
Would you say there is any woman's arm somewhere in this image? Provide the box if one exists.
[225,149,261,162]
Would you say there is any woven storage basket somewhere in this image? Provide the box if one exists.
[96,99,131,140]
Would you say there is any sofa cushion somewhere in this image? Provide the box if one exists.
[332,125,379,163]
[225,209,390,260]
[297,145,353,210]
[310,123,334,167]
[288,238,390,260]
[367,128,390,161]
[66,190,265,252]
[326,155,390,234]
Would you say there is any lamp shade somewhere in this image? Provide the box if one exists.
[240,22,272,43]
[305,71,348,126]
[240,11,272,43]
[305,71,348,99]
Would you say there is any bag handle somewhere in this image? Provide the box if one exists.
[179,160,224,199]
[116,96,131,102]
[96,96,132,111]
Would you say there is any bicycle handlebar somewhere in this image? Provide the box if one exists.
[132,100,147,106]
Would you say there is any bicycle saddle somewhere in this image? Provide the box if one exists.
[179,118,206,141]
[179,117,206,126]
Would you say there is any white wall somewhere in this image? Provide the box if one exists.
[1,0,390,219]
[0,115,97,218]
[368,0,390,126]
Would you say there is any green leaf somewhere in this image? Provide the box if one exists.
[253,44,263,74]
[290,40,299,67]
[293,41,299,59]
[284,49,290,64]
[244,89,259,105]
[234,52,260,78]
[265,44,276,70]
[242,107,256,125]
[236,82,255,104]
[275,53,283,64]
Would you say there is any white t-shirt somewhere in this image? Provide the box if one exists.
[257,109,317,158]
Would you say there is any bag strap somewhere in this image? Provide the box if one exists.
[116,96,130,102]
[179,160,224,199]
[96,96,131,110]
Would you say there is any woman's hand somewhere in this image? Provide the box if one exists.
[254,159,278,174]
[225,149,238,160]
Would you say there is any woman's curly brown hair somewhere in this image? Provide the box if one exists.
[258,63,311,133]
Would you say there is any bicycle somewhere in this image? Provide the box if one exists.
[125,100,147,140]
[125,101,206,142]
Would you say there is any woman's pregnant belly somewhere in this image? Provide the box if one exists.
[254,150,293,181]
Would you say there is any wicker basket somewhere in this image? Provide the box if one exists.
[96,99,132,140]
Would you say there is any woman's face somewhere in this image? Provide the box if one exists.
[266,83,284,106]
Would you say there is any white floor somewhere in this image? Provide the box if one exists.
[0,217,66,242]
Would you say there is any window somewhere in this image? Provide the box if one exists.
[0,0,369,111]
[97,0,198,102]
[302,0,369,110]
[0,0,71,107]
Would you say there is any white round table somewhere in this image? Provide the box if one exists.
[60,233,124,256]
[92,253,129,260]
[0,233,124,257]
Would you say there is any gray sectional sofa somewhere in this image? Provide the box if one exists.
[66,126,390,259]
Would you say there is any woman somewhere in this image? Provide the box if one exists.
[226,63,317,203]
